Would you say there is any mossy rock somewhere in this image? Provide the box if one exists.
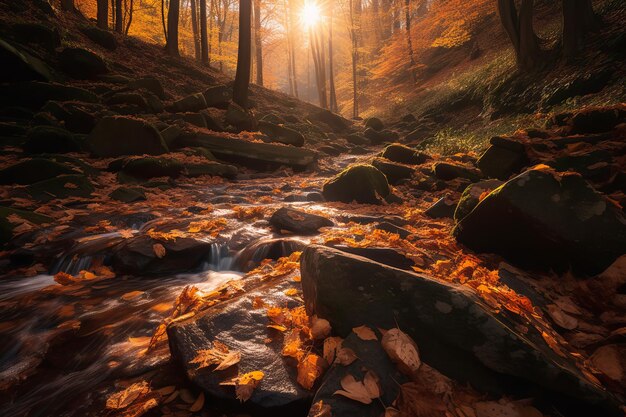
[0,158,78,185]
[0,38,53,82]
[59,47,109,80]
[371,157,414,185]
[381,143,430,165]
[258,120,305,147]
[0,206,52,245]
[87,116,169,157]
[0,82,98,111]
[454,179,503,222]
[364,117,384,131]
[81,26,117,51]
[23,126,83,154]
[432,161,481,182]
[322,164,390,204]
[109,186,146,203]
[172,93,207,113]
[184,161,237,179]
[129,77,165,99]
[202,85,230,108]
[27,174,94,202]
[120,157,184,181]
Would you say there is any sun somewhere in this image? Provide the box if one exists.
[300,1,322,29]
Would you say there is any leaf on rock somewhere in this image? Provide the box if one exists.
[311,315,331,340]
[190,341,241,371]
[381,328,421,377]
[220,371,264,402]
[590,345,623,381]
[297,353,327,390]
[309,400,333,417]
[152,243,166,258]
[106,381,150,410]
[333,373,379,404]
[323,336,343,364]
[352,325,378,341]
[363,370,381,399]
[335,347,357,366]
[396,382,447,417]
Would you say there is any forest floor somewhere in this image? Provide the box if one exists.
[0,2,625,417]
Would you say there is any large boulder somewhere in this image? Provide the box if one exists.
[258,121,305,147]
[12,22,61,51]
[307,109,350,133]
[0,206,52,246]
[0,158,77,185]
[380,143,430,165]
[119,157,184,181]
[81,26,117,50]
[364,117,384,131]
[167,276,312,409]
[202,84,231,108]
[172,93,207,112]
[371,157,414,184]
[27,174,94,202]
[269,207,333,235]
[128,77,166,99]
[59,47,108,79]
[179,133,316,171]
[300,245,621,415]
[0,82,98,110]
[569,106,625,135]
[233,238,306,271]
[322,165,390,205]
[87,116,169,157]
[432,161,482,182]
[225,103,256,131]
[0,38,53,82]
[477,137,529,180]
[112,234,213,276]
[23,126,83,154]
[454,168,626,275]
[454,179,503,222]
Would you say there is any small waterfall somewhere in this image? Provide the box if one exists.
[204,243,234,271]
[49,231,130,275]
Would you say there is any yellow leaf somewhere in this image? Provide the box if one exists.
[121,290,144,301]
[284,288,299,296]
[381,328,421,376]
[106,381,150,409]
[153,243,166,258]
[297,353,327,390]
[220,371,264,402]
[323,336,343,364]
[214,350,241,371]
[352,325,377,341]
[191,342,240,371]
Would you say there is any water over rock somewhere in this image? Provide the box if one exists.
[269,207,333,235]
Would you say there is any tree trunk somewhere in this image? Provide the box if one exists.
[253,0,263,85]
[497,0,541,72]
[562,0,597,57]
[61,0,75,12]
[190,0,201,60]
[349,0,359,117]
[125,0,134,34]
[405,0,417,81]
[166,0,181,56]
[162,0,168,42]
[310,28,327,109]
[97,0,108,29]
[200,0,209,63]
[328,0,337,112]
[233,0,252,108]
[115,0,123,32]
[288,0,298,97]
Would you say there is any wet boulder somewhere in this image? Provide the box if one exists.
[81,26,117,50]
[364,117,384,131]
[87,116,169,157]
[59,47,108,79]
[258,121,305,147]
[234,238,306,271]
[23,126,83,154]
[380,143,430,165]
[477,136,529,181]
[27,174,94,202]
[454,179,503,222]
[453,168,626,275]
[0,158,77,185]
[432,161,481,182]
[112,234,213,275]
[184,161,237,179]
[167,277,312,409]
[269,207,333,235]
[372,157,414,184]
[0,206,52,246]
[0,38,53,82]
[301,245,621,415]
[322,164,390,205]
[327,245,415,270]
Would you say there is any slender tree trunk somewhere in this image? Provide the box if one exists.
[162,0,168,42]
[253,0,263,85]
[328,0,337,112]
[288,0,298,97]
[190,0,201,60]
[125,0,134,34]
[562,0,597,57]
[115,0,123,32]
[97,0,108,29]
[233,0,252,107]
[61,0,75,12]
[349,0,359,117]
[166,0,180,56]
[200,0,209,63]
[405,0,417,81]
[310,28,327,109]
[497,0,541,72]
[284,0,294,95]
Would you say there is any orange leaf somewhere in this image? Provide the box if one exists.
[352,325,377,341]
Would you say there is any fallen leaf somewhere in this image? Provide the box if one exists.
[381,328,421,376]
[153,243,166,258]
[353,325,377,341]
[106,381,150,409]
[335,347,357,366]
[363,370,381,399]
[191,341,241,371]
[215,350,241,371]
[297,353,327,390]
[122,291,144,301]
[220,371,264,402]
[54,271,76,286]
[397,382,447,416]
[309,400,332,417]
[189,392,205,412]
[284,288,299,296]
[590,345,623,381]
[311,315,331,340]
[323,336,342,364]
[333,373,378,404]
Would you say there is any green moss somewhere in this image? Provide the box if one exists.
[322,164,390,204]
